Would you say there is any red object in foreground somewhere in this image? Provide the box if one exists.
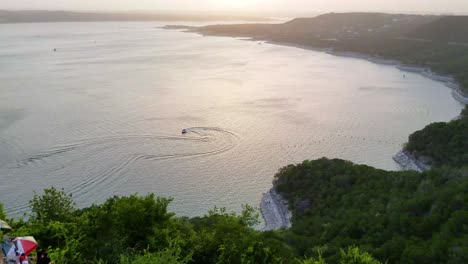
[14,236,38,255]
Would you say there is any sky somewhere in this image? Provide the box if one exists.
[1,0,468,15]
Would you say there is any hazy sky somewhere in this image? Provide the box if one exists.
[1,0,468,14]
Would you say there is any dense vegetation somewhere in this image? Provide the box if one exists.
[408,16,468,43]
[1,187,381,264]
[274,159,468,263]
[405,106,468,168]
[2,155,467,264]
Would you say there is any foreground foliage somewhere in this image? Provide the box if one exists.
[1,187,382,264]
[3,156,466,264]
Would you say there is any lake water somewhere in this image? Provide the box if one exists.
[0,22,463,217]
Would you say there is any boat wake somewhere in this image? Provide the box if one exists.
[0,127,239,216]
[14,127,238,168]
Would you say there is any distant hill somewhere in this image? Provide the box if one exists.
[194,13,437,40]
[282,13,437,38]
[0,10,269,23]
[406,16,468,43]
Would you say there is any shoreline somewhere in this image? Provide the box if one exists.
[452,89,468,104]
[256,39,462,222]
[171,26,468,105]
[392,150,431,172]
[260,188,291,231]
[263,40,468,105]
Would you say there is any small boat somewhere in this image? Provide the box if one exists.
[181,129,187,134]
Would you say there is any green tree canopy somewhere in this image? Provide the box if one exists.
[0,202,6,220]
[29,187,76,223]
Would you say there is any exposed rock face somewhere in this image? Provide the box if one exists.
[452,89,468,104]
[260,188,292,231]
[393,150,431,172]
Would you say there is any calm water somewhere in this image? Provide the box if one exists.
[0,22,463,217]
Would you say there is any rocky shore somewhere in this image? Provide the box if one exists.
[393,150,431,172]
[323,52,468,105]
[260,188,292,231]
[452,89,468,104]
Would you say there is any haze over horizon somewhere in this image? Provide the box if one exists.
[1,0,468,15]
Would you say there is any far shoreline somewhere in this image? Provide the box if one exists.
[262,39,468,105]
[167,25,468,105]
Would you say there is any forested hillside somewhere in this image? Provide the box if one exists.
[274,159,468,263]
[2,188,381,264]
[3,156,467,264]
[404,106,468,168]
[406,16,468,43]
